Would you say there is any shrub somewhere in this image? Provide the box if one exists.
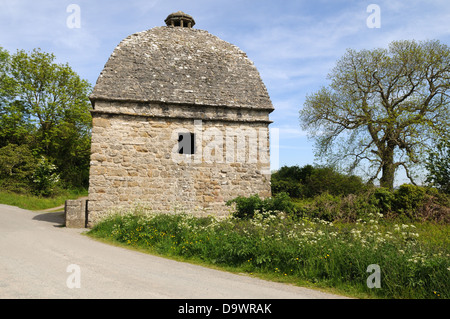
[271,165,366,199]
[31,156,60,197]
[304,166,365,198]
[416,189,450,223]
[372,187,395,213]
[393,184,426,218]
[301,192,341,222]
[339,191,382,222]
[270,165,310,198]
[229,184,449,224]
[271,178,304,198]
[263,192,296,215]
[226,194,264,219]
[0,144,37,193]
[226,192,295,219]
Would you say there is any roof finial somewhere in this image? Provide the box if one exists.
[165,11,195,28]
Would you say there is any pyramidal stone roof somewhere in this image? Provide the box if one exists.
[90,12,274,111]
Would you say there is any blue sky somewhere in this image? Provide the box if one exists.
[1,0,449,184]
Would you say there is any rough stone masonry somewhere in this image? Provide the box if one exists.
[82,11,274,227]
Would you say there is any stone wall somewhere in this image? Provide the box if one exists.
[87,102,271,227]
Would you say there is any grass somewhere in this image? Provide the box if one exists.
[0,188,88,211]
[87,206,450,299]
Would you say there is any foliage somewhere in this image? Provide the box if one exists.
[270,165,311,198]
[393,184,425,216]
[0,48,15,108]
[371,187,395,213]
[31,156,60,197]
[425,138,450,194]
[0,47,92,191]
[237,178,449,223]
[88,208,450,299]
[303,166,366,198]
[300,39,450,189]
[271,165,366,199]
[226,192,295,219]
[0,144,37,193]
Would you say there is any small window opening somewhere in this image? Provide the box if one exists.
[178,133,195,155]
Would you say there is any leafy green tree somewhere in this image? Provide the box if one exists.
[271,165,310,198]
[0,48,92,189]
[425,138,450,194]
[300,40,450,189]
[0,144,37,192]
[271,164,365,198]
[0,47,32,148]
[0,47,11,106]
[9,49,92,153]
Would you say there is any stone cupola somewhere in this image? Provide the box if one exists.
[165,11,196,28]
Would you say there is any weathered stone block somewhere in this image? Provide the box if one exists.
[93,118,111,128]
[65,199,87,228]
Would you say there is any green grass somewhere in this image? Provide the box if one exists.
[87,206,450,299]
[0,188,88,211]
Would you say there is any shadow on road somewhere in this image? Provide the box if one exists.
[32,211,65,227]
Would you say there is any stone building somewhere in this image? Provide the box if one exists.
[86,11,274,226]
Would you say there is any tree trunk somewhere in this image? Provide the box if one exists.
[380,146,395,189]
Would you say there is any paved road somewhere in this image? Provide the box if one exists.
[0,204,347,299]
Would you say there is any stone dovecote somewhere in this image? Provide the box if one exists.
[87,12,274,226]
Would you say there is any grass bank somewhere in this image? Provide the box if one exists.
[0,188,88,211]
[87,206,449,299]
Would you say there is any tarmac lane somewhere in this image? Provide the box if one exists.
[0,204,347,299]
